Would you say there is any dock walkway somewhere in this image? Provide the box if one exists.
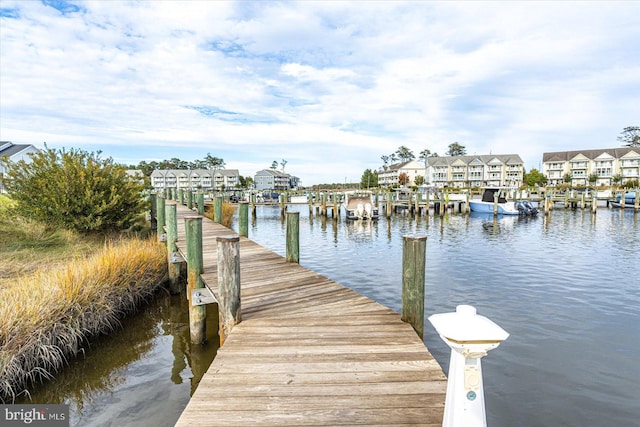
[173,204,446,426]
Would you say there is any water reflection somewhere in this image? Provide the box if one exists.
[17,291,219,426]
[240,205,640,427]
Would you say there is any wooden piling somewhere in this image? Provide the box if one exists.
[401,235,427,339]
[286,211,300,263]
[250,192,256,216]
[165,202,182,294]
[197,193,205,215]
[493,191,499,215]
[217,235,241,346]
[149,193,157,231]
[386,194,392,219]
[156,195,166,241]
[214,196,223,224]
[186,190,193,210]
[592,192,598,214]
[635,189,639,211]
[185,215,206,344]
[321,193,327,216]
[238,201,249,237]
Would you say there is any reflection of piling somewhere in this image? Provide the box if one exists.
[217,235,241,346]
[185,215,206,344]
[401,235,427,339]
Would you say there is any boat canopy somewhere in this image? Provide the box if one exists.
[481,188,507,203]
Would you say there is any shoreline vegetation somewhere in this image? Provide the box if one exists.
[0,195,168,403]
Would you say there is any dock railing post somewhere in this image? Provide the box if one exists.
[217,235,241,346]
[401,235,427,339]
[149,193,157,231]
[165,202,183,294]
[238,201,249,237]
[197,192,205,215]
[185,215,206,344]
[214,196,223,224]
[157,195,166,241]
[286,211,300,263]
[187,190,193,210]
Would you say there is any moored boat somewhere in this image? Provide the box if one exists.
[342,190,379,220]
[469,188,537,215]
[610,191,637,208]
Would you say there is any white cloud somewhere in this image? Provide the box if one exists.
[1,1,639,183]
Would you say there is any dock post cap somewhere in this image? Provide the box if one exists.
[428,305,509,427]
[217,235,240,242]
[184,215,203,220]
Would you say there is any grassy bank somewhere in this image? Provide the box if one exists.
[0,196,168,402]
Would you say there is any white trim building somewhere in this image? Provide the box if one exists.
[150,169,240,191]
[426,154,524,188]
[0,141,41,193]
[378,160,426,188]
[542,148,640,186]
[254,169,300,191]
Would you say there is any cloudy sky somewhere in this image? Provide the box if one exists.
[1,1,639,185]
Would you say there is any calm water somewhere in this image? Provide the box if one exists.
[18,205,640,426]
[239,205,640,427]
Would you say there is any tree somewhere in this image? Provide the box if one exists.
[588,173,598,185]
[5,147,146,232]
[617,126,640,147]
[414,175,425,186]
[204,153,225,170]
[523,168,547,186]
[245,176,254,188]
[446,143,466,157]
[563,173,572,184]
[418,149,431,162]
[612,174,623,187]
[381,155,390,166]
[395,146,415,162]
[398,172,409,186]
[270,161,278,170]
[360,169,378,189]
[280,159,288,172]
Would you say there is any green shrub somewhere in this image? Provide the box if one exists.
[5,147,146,233]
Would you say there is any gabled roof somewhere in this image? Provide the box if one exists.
[542,147,639,162]
[427,154,523,167]
[0,142,38,158]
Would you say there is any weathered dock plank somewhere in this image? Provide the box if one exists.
[174,204,446,426]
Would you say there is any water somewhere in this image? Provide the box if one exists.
[17,206,640,426]
[239,206,640,427]
[16,292,219,427]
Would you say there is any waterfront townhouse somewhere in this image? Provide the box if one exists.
[150,169,240,191]
[254,169,300,191]
[0,141,41,193]
[542,147,640,186]
[425,154,524,188]
[378,160,426,188]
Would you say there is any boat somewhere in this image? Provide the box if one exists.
[342,190,379,220]
[469,188,537,215]
[610,191,637,208]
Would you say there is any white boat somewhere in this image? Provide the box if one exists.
[469,188,522,215]
[342,190,379,220]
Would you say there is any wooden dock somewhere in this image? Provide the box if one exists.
[172,204,447,426]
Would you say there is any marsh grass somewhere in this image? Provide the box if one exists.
[0,238,168,402]
[204,202,236,228]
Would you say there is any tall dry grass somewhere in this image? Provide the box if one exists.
[0,238,168,402]
[204,202,236,228]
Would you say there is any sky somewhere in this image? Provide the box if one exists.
[1,1,639,185]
